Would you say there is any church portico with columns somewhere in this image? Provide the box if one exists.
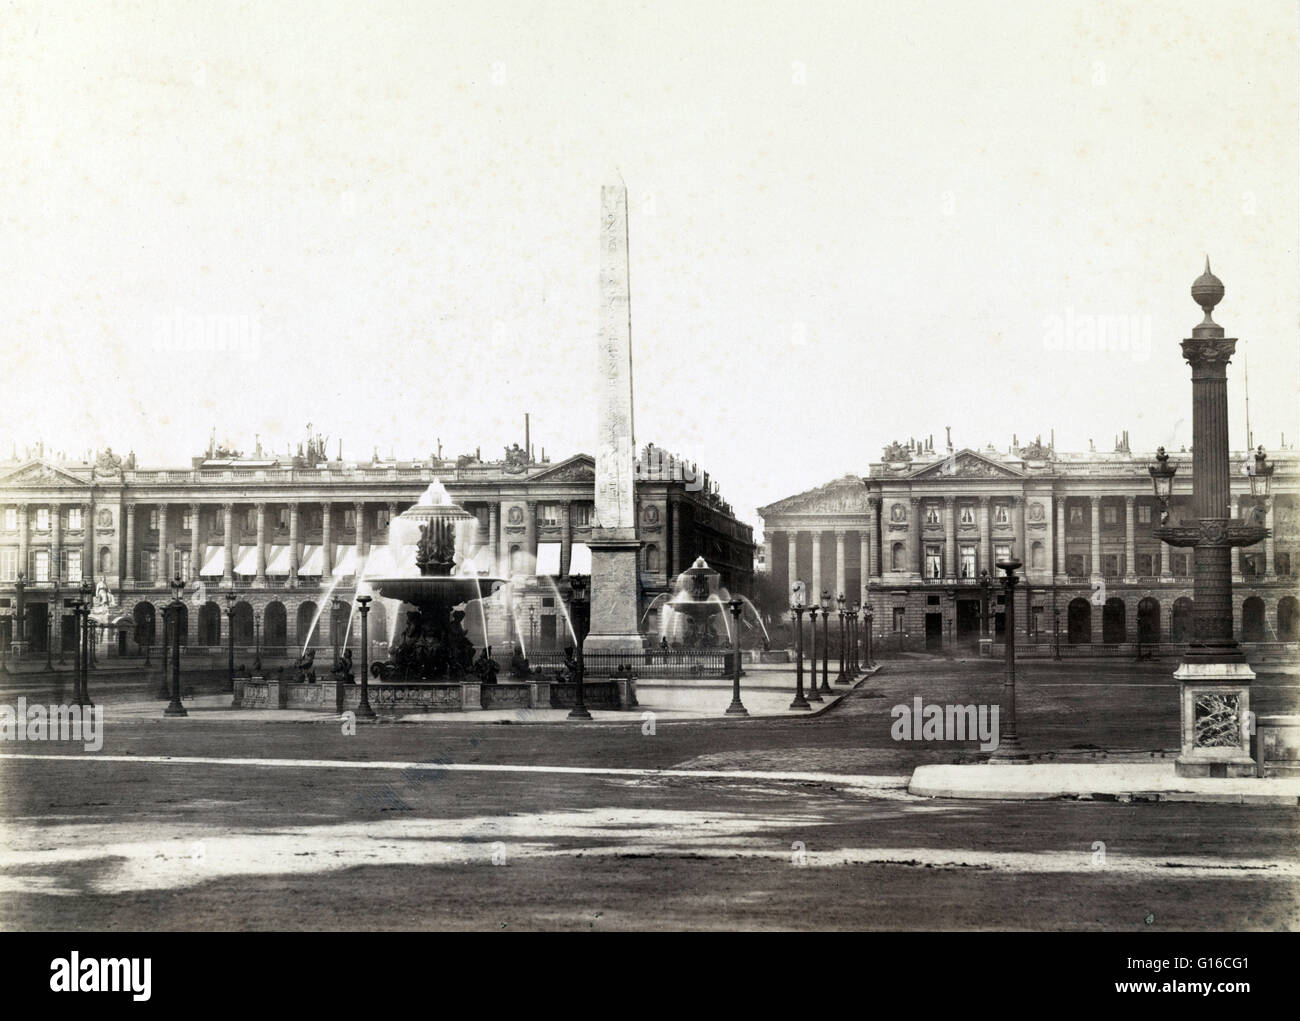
[0,443,753,659]
[761,437,1299,654]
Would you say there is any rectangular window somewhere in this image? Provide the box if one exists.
[1103,505,1118,525]
[537,504,560,527]
[65,549,82,583]
[34,550,50,582]
[925,545,942,579]
[149,509,159,530]
[67,507,82,530]
[0,550,17,581]
[182,509,194,530]
[925,505,940,524]
[1069,506,1083,525]
[1103,554,1119,577]
[3,508,15,531]
[1066,553,1085,576]
[245,509,257,531]
[1242,553,1261,579]
[995,544,1012,563]
[994,503,1009,524]
[35,508,50,531]
[173,549,191,581]
[279,507,290,529]
[572,503,593,527]
[1137,553,1153,576]
[959,506,974,525]
[960,546,976,578]
[1277,552,1291,576]
[344,509,356,529]
[376,509,390,530]
[892,607,905,632]
[1137,504,1152,524]
[142,551,157,581]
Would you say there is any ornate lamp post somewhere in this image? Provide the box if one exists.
[1150,262,1270,777]
[78,580,93,707]
[69,593,83,705]
[13,572,26,659]
[568,575,591,720]
[725,597,748,715]
[44,581,59,672]
[355,595,375,719]
[864,604,875,670]
[1052,606,1062,661]
[818,590,832,693]
[789,596,810,711]
[989,550,1028,763]
[164,575,187,717]
[806,603,823,703]
[330,595,345,673]
[845,607,856,677]
[835,593,848,684]
[224,590,237,693]
[979,568,995,657]
[528,606,536,652]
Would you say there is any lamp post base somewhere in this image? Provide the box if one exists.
[988,737,1030,763]
[567,704,593,720]
[355,700,376,720]
[163,701,188,718]
[789,693,811,710]
[725,695,748,716]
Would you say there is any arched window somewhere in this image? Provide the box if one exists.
[891,543,905,571]
[99,546,112,574]
[1030,541,1045,569]
[645,545,660,572]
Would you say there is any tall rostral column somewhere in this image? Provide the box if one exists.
[584,170,644,656]
[1153,261,1269,777]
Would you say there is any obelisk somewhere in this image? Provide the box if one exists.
[584,170,643,655]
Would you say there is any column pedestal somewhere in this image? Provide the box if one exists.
[583,534,643,655]
[1173,661,1256,777]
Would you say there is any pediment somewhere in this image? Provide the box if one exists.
[760,476,869,516]
[908,450,1024,480]
[529,454,596,483]
[0,460,89,488]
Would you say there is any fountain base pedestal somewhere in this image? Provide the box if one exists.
[1173,660,1256,778]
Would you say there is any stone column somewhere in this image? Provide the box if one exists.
[1124,495,1136,581]
[157,503,169,587]
[1230,496,1243,582]
[1089,496,1101,578]
[188,503,201,582]
[1055,497,1067,582]
[354,502,365,577]
[254,503,268,587]
[834,530,846,598]
[867,499,880,577]
[978,497,991,575]
[222,504,234,586]
[943,497,955,578]
[82,503,93,582]
[1012,496,1025,562]
[488,503,499,575]
[51,504,62,583]
[787,531,798,597]
[288,503,300,587]
[908,498,921,577]
[521,501,537,577]
[808,531,821,601]
[1265,501,1275,577]
[321,503,333,580]
[859,531,871,589]
[124,504,136,585]
[1159,531,1171,579]
[669,500,682,577]
[560,502,572,577]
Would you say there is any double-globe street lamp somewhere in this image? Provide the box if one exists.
[44,581,59,673]
[77,579,94,708]
[355,595,375,720]
[567,575,591,720]
[725,597,748,716]
[806,603,823,704]
[818,590,832,694]
[164,575,187,717]
[225,590,237,694]
[863,604,875,671]
[988,551,1028,763]
[789,596,810,711]
[835,593,848,684]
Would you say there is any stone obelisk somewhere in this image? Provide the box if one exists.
[584,170,643,655]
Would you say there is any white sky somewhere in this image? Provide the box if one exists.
[2,0,1296,541]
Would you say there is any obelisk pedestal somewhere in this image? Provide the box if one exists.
[584,170,644,657]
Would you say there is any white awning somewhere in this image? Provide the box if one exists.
[536,542,562,576]
[299,545,323,576]
[232,545,258,576]
[568,542,592,575]
[332,545,358,577]
[266,545,291,576]
[199,546,225,577]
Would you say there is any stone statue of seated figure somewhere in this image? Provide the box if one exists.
[509,645,530,679]
[332,648,354,683]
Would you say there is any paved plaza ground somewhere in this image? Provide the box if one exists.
[1,654,1298,930]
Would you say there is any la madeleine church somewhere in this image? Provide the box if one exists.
[759,434,1298,651]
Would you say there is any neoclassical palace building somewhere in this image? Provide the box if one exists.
[0,440,753,656]
[759,436,1299,651]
